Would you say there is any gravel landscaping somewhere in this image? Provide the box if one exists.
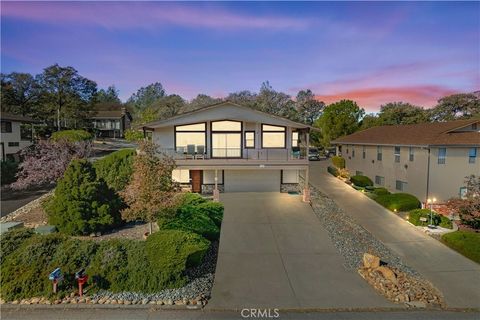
[309,186,419,275]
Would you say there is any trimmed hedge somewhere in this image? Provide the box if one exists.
[0,228,210,300]
[350,175,373,187]
[1,160,18,186]
[51,130,93,143]
[94,149,135,191]
[196,202,224,227]
[442,231,480,264]
[374,193,421,212]
[180,193,208,207]
[372,187,390,196]
[331,156,345,169]
[327,166,339,177]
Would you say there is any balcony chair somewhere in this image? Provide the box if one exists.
[186,144,196,159]
[196,145,205,159]
[176,146,185,159]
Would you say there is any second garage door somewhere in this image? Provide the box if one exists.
[224,170,281,192]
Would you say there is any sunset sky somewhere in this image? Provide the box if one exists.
[1,1,479,112]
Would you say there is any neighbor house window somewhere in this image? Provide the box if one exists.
[175,122,206,153]
[459,187,468,199]
[472,123,478,130]
[395,180,407,191]
[362,146,366,159]
[245,131,255,149]
[211,120,242,158]
[262,124,286,148]
[352,147,355,158]
[1,121,12,133]
[375,175,385,186]
[377,146,382,161]
[469,148,477,164]
[438,148,446,164]
[292,131,299,147]
[20,124,32,141]
[409,147,414,162]
[394,146,400,163]
[172,169,190,184]
[8,142,19,147]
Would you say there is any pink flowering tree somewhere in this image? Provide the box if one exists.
[446,175,480,229]
[11,140,92,190]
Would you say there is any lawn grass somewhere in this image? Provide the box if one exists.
[441,231,480,264]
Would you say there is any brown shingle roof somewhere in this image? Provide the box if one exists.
[0,112,38,123]
[332,119,480,146]
[90,110,124,119]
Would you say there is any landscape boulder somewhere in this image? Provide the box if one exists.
[362,253,380,269]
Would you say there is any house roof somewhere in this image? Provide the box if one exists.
[140,101,313,130]
[332,119,480,147]
[90,110,130,119]
[0,112,38,123]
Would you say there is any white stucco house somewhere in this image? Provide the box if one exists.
[0,112,37,161]
[141,102,312,201]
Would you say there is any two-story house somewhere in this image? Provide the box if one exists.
[332,119,480,203]
[0,112,37,161]
[141,102,312,201]
[89,107,132,138]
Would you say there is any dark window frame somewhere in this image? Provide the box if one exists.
[174,122,207,153]
[1,121,12,133]
[201,170,225,185]
[469,147,477,164]
[244,131,255,149]
[210,120,243,159]
[261,123,286,149]
[377,146,382,161]
[394,146,401,163]
[438,147,446,164]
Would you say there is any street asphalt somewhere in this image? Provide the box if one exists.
[207,192,394,309]
[308,161,480,309]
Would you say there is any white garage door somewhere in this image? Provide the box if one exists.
[224,170,281,192]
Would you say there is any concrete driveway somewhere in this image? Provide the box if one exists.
[309,161,480,309]
[208,192,394,309]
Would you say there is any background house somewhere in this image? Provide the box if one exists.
[333,119,480,203]
[142,101,312,200]
[89,107,132,138]
[0,112,37,161]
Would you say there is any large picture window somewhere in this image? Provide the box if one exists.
[262,124,286,148]
[211,120,242,158]
[175,123,206,153]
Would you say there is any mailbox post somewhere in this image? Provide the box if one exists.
[48,268,63,294]
[75,269,88,297]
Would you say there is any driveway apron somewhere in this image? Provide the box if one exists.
[207,192,394,309]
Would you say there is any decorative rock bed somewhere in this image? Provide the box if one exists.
[309,186,445,307]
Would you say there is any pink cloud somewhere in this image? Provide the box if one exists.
[1,2,309,30]
[314,85,458,112]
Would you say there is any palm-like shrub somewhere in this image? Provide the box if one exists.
[45,159,122,235]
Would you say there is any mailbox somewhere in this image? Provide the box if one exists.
[75,268,88,297]
[48,268,63,293]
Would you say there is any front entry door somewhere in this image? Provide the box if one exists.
[191,170,202,193]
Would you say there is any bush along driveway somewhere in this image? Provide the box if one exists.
[309,161,480,309]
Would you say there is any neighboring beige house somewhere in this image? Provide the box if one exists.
[332,119,480,204]
[89,107,132,138]
[141,101,312,201]
[0,112,37,161]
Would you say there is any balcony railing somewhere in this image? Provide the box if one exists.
[158,147,307,161]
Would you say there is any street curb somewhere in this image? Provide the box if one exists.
[0,304,203,310]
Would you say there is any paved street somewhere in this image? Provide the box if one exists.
[208,192,393,309]
[0,187,50,217]
[1,307,479,320]
[309,161,480,309]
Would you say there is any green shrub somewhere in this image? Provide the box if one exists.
[159,205,220,240]
[373,187,390,196]
[45,159,122,235]
[0,234,66,301]
[331,156,345,169]
[51,130,93,143]
[375,193,421,212]
[180,193,207,207]
[442,231,480,263]
[408,209,453,229]
[327,166,339,177]
[0,228,35,257]
[1,160,18,185]
[350,175,373,187]
[196,201,224,227]
[124,129,144,142]
[145,230,210,287]
[94,149,135,191]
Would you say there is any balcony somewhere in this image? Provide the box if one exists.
[157,147,308,167]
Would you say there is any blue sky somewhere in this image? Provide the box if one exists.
[1,1,479,111]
